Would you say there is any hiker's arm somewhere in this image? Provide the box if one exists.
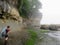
[8,29,11,33]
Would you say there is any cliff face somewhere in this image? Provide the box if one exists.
[30,13,42,29]
[28,12,42,29]
[0,0,42,29]
[0,0,22,21]
[6,0,18,7]
[0,0,42,45]
[0,0,23,31]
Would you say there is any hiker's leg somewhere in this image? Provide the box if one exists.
[5,37,8,40]
[4,35,8,45]
[5,34,8,40]
[4,39,8,45]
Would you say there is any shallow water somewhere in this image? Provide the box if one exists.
[39,31,60,45]
[47,31,60,40]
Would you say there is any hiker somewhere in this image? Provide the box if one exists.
[1,26,10,45]
[4,26,10,40]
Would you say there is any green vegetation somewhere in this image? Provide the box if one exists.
[24,29,49,45]
[18,0,42,18]
[24,30,37,45]
[40,29,50,33]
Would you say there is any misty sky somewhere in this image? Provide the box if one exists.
[39,0,60,24]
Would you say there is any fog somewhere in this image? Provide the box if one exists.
[39,0,60,24]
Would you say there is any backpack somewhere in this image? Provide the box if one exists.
[1,27,6,37]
